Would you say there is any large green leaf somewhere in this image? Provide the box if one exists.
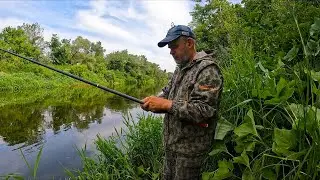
[276,58,285,69]
[233,151,250,168]
[234,109,259,138]
[283,46,299,62]
[310,17,320,38]
[262,169,277,180]
[209,141,228,156]
[234,123,254,137]
[286,149,307,160]
[214,117,235,140]
[310,70,320,82]
[276,78,287,95]
[265,97,281,104]
[252,77,276,100]
[265,78,294,104]
[287,103,304,121]
[212,160,234,180]
[277,78,295,99]
[256,61,269,77]
[256,61,268,73]
[242,168,254,180]
[304,107,320,137]
[306,39,320,56]
[312,81,320,96]
[202,172,215,180]
[202,160,234,180]
[235,140,256,153]
[272,128,296,156]
[288,104,320,136]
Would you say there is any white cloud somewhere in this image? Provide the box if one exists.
[71,0,193,72]
[139,0,193,71]
[229,0,242,4]
[0,0,197,72]
[0,17,26,30]
[76,11,139,43]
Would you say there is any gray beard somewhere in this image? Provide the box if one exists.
[176,55,190,68]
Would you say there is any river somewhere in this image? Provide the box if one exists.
[0,85,162,179]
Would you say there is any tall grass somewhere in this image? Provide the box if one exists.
[66,114,163,180]
[0,72,65,91]
[201,17,320,179]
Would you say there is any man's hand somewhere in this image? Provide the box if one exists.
[141,96,172,113]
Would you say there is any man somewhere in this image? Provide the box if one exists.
[141,25,223,180]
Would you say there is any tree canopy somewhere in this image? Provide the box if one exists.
[0,23,168,89]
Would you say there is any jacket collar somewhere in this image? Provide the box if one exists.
[177,51,208,71]
[193,50,208,61]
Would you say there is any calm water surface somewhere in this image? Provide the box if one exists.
[0,86,161,179]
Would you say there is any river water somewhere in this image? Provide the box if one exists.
[0,85,161,179]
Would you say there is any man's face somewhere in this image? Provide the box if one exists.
[168,37,190,65]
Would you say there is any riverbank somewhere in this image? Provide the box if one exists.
[0,62,166,93]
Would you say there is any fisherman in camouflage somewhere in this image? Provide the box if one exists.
[141,25,223,180]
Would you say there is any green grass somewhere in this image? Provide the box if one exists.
[0,59,167,93]
[200,17,320,180]
[66,114,163,180]
[0,72,66,91]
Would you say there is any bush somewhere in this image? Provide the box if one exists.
[67,114,163,180]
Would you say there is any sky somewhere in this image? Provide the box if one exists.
[0,0,242,72]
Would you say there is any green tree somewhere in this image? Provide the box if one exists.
[90,41,105,58]
[106,50,129,71]
[49,34,72,64]
[70,36,95,64]
[18,23,46,55]
[0,26,41,59]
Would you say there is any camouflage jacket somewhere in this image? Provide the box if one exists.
[160,51,223,155]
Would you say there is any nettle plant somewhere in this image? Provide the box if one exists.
[204,18,320,180]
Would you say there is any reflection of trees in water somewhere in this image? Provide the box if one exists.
[50,104,104,133]
[0,104,45,146]
[0,85,162,146]
[105,96,136,113]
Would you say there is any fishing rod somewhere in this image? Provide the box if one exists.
[0,48,144,104]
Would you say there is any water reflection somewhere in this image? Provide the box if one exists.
[0,85,161,178]
[0,85,158,146]
[0,103,45,146]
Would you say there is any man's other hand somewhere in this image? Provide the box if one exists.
[141,96,172,113]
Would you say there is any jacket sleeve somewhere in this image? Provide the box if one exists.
[157,85,170,99]
[157,69,177,99]
[168,64,223,123]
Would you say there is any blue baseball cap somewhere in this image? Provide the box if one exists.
[158,25,196,48]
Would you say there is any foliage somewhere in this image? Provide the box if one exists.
[189,2,320,178]
[0,23,168,92]
[0,26,41,59]
[18,23,46,55]
[190,0,320,69]
[105,50,167,86]
[66,114,163,180]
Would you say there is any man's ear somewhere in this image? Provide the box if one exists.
[187,38,195,48]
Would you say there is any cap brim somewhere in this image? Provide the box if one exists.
[157,35,180,47]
